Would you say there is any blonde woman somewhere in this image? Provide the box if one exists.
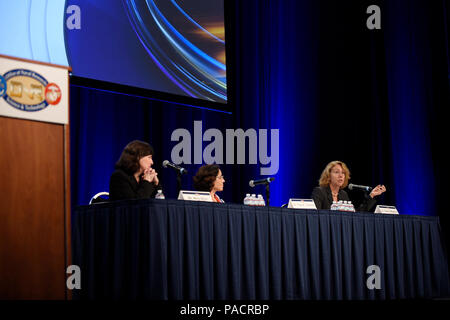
[311,160,386,211]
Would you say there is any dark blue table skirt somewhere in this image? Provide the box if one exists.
[72,199,450,300]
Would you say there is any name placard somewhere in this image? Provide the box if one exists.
[178,190,212,202]
[288,199,317,210]
[374,205,399,215]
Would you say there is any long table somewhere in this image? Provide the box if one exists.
[72,199,450,299]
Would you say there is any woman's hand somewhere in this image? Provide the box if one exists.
[370,184,386,198]
[152,174,159,185]
[143,168,158,185]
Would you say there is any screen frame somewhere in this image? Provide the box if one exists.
[70,75,231,113]
[68,0,235,114]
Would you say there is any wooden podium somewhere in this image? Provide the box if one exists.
[0,54,71,299]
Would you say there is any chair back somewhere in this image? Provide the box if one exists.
[89,192,110,205]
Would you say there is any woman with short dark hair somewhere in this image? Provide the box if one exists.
[109,140,160,201]
[193,164,225,203]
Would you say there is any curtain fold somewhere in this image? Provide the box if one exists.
[72,200,450,300]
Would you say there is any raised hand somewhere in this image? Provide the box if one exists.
[370,184,386,198]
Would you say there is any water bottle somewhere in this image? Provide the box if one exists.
[337,200,343,211]
[243,193,250,205]
[343,201,348,212]
[155,189,165,199]
[349,201,355,212]
[331,201,337,211]
[257,194,265,206]
[251,194,257,206]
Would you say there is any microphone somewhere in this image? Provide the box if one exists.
[348,183,372,192]
[249,177,275,187]
[162,160,188,175]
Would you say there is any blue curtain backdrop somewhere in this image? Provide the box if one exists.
[70,0,450,229]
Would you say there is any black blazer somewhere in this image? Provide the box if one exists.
[109,168,159,201]
[311,185,376,212]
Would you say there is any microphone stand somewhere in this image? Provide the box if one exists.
[249,177,274,206]
[176,171,182,196]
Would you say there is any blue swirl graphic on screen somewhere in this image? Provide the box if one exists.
[123,0,227,103]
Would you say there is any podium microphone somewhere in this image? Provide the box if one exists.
[249,177,275,187]
[162,160,188,175]
[348,183,372,192]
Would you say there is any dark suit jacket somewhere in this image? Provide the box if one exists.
[311,185,376,212]
[109,168,159,201]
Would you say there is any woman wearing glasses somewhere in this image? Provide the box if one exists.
[193,164,226,203]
